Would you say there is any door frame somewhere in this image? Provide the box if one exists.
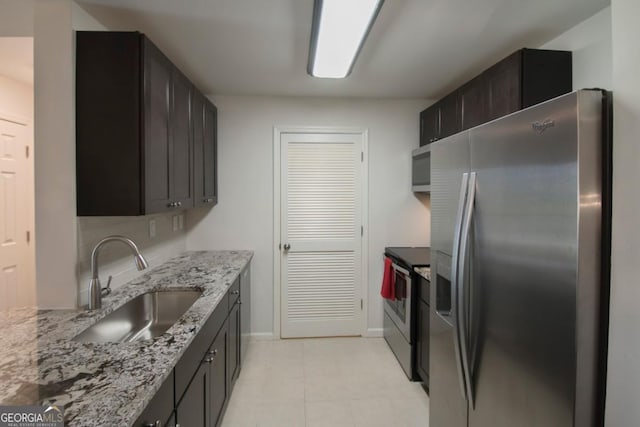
[272,126,369,339]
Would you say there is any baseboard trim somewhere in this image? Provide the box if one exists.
[250,332,276,341]
[365,328,384,337]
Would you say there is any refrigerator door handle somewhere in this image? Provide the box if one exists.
[458,171,477,407]
[451,172,470,401]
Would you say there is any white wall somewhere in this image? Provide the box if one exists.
[33,0,77,308]
[0,73,32,119]
[541,7,612,90]
[605,0,640,425]
[186,96,431,336]
[0,0,33,37]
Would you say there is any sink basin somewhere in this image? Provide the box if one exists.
[73,290,202,343]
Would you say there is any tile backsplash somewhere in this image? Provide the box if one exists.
[76,212,187,307]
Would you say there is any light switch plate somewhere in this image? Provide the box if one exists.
[172,215,179,231]
[149,219,156,238]
[178,214,184,230]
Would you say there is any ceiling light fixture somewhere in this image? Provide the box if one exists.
[307,0,384,79]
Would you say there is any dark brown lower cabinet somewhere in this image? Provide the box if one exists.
[416,298,430,388]
[173,320,229,427]
[165,412,176,427]
[135,261,251,427]
[228,301,241,386]
[209,325,229,427]
[134,372,175,427]
[176,362,209,427]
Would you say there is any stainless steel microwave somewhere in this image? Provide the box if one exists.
[412,145,431,192]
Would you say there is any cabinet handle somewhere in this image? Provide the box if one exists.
[177,201,182,207]
[205,357,214,363]
[167,202,175,208]
[231,290,239,295]
[143,422,161,427]
[204,198,214,203]
[208,349,218,356]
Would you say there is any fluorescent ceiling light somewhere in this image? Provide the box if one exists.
[308,0,384,79]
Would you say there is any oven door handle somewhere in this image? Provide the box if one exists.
[391,263,410,277]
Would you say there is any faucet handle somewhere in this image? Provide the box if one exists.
[101,275,113,297]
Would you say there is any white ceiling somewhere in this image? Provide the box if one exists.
[0,37,33,85]
[77,0,609,99]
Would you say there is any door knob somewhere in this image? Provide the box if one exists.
[283,243,291,251]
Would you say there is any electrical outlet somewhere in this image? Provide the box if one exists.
[172,215,179,232]
[149,219,156,238]
[178,214,184,230]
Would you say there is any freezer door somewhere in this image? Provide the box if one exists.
[430,251,468,427]
[431,132,471,256]
[468,92,593,427]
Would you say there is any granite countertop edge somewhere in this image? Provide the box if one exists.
[0,250,253,427]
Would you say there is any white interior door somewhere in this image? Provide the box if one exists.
[0,118,33,309]
[280,132,363,338]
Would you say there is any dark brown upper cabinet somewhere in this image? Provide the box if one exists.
[419,91,459,146]
[142,38,173,213]
[192,92,218,208]
[419,48,572,146]
[76,31,214,216]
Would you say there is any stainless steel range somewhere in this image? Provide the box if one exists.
[383,246,430,381]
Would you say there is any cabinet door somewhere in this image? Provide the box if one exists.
[192,92,206,207]
[176,361,209,427]
[194,96,217,207]
[460,76,488,131]
[171,69,194,208]
[134,372,175,427]
[486,51,522,121]
[420,106,440,146]
[164,412,176,427]
[143,38,173,213]
[229,301,241,386]
[439,92,460,139]
[202,100,218,206]
[416,299,430,387]
[240,265,251,365]
[209,325,228,427]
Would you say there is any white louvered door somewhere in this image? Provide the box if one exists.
[281,132,363,338]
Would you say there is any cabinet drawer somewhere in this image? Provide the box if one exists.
[228,278,240,309]
[134,371,174,427]
[175,296,228,400]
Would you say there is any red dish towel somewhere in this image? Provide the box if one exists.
[381,257,396,300]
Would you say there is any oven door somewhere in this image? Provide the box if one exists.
[383,261,412,341]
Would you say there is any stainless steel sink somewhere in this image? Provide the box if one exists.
[73,290,202,343]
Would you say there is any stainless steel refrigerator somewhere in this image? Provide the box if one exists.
[429,90,611,427]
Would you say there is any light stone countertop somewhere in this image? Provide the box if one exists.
[0,250,253,427]
[414,266,431,281]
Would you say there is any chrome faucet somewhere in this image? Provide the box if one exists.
[88,235,149,310]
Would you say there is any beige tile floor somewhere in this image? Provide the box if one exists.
[221,337,429,427]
